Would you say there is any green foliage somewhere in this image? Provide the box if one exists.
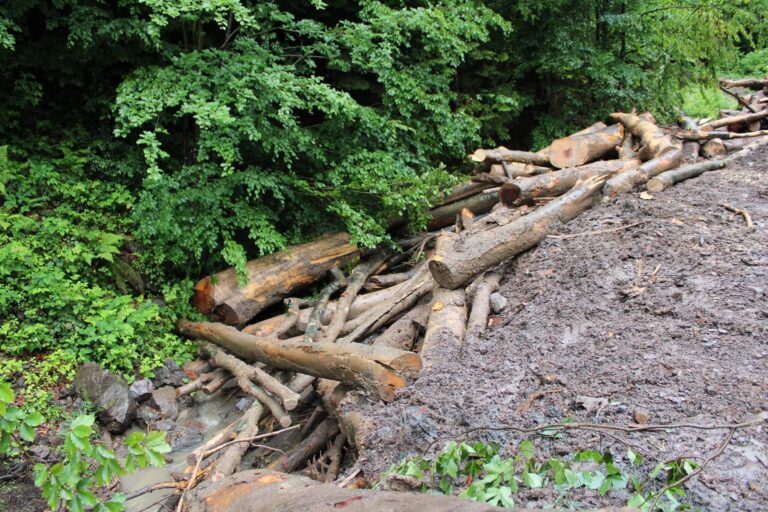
[383,440,698,510]
[680,86,738,119]
[732,48,768,77]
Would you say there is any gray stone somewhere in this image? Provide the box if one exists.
[152,359,185,387]
[489,292,508,313]
[151,386,179,421]
[73,363,136,433]
[235,397,254,412]
[137,404,160,425]
[129,378,155,402]
[154,419,176,432]
[169,419,207,451]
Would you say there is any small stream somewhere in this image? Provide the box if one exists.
[120,390,243,512]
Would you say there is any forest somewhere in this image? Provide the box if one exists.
[1,1,767,511]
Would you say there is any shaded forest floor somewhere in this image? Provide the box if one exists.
[356,146,768,510]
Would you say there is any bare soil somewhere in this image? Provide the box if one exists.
[356,146,768,510]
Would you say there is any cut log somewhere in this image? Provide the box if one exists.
[465,272,502,340]
[722,135,768,153]
[617,133,636,160]
[422,288,466,366]
[719,77,768,89]
[674,129,768,141]
[363,271,414,292]
[603,150,682,199]
[372,301,430,351]
[470,148,551,167]
[459,208,475,232]
[267,418,340,473]
[680,141,700,164]
[499,159,630,208]
[438,181,495,205]
[491,162,551,177]
[608,112,679,159]
[646,161,727,193]
[193,233,359,325]
[324,433,346,483]
[178,320,421,401]
[318,252,389,344]
[429,176,605,289]
[211,403,264,481]
[548,124,625,168]
[316,380,365,450]
[701,138,726,158]
[426,188,500,230]
[304,268,347,343]
[535,122,608,156]
[701,109,768,130]
[191,470,635,512]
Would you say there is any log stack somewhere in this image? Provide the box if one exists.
[154,77,768,511]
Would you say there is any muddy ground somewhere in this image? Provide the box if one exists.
[357,146,768,510]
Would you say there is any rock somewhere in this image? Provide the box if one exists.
[154,419,176,432]
[151,386,180,421]
[129,379,155,402]
[153,359,186,387]
[28,444,50,460]
[137,404,160,425]
[169,419,207,451]
[235,397,254,412]
[489,292,508,313]
[74,363,136,433]
[633,407,650,424]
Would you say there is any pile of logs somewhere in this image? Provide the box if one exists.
[153,77,768,510]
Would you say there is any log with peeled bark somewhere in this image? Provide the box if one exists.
[548,124,625,168]
[701,138,726,158]
[701,109,768,130]
[267,418,340,473]
[719,77,768,89]
[680,141,700,164]
[192,233,359,325]
[674,129,768,141]
[426,187,500,230]
[465,272,502,341]
[535,122,608,157]
[498,159,631,208]
[603,150,682,199]
[429,176,605,290]
[492,162,551,178]
[470,147,551,168]
[177,320,421,401]
[617,133,636,160]
[189,470,632,512]
[609,112,679,159]
[646,161,727,193]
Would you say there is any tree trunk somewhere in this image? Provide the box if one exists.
[470,148,551,167]
[608,112,679,159]
[674,129,768,141]
[420,286,467,367]
[267,418,340,473]
[193,233,359,325]
[466,272,501,340]
[372,301,430,351]
[680,141,700,164]
[499,159,630,207]
[429,176,605,289]
[535,122,608,157]
[719,78,768,89]
[548,124,625,168]
[177,320,421,401]
[426,188,500,230]
[189,470,630,512]
[701,109,768,130]
[701,138,726,158]
[646,161,726,193]
[603,150,682,199]
[363,271,415,292]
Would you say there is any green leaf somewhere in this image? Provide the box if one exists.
[522,472,543,489]
[519,439,534,460]
[19,422,37,442]
[627,448,642,466]
[0,382,13,403]
[23,412,44,427]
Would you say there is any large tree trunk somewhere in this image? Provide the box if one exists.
[608,112,679,159]
[189,470,631,512]
[499,159,631,207]
[429,176,605,289]
[535,122,608,158]
[548,124,625,168]
[177,320,420,401]
[646,161,727,193]
[193,233,359,325]
[426,187,500,230]
[603,150,682,199]
[421,287,467,367]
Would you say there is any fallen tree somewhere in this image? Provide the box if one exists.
[548,124,625,168]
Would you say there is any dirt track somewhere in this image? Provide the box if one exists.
[356,146,768,510]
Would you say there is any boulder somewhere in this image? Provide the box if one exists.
[151,386,180,421]
[153,359,186,387]
[129,378,155,402]
[73,363,136,433]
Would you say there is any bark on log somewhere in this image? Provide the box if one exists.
[176,369,228,398]
[470,148,551,167]
[304,268,347,343]
[372,301,430,351]
[363,271,414,292]
[267,418,340,473]
[719,78,768,89]
[535,122,608,157]
[491,162,551,178]
[701,138,726,158]
[438,181,496,204]
[426,188,500,230]
[603,150,682,199]
[680,141,700,164]
[212,403,264,481]
[178,321,421,401]
[701,109,768,130]
[674,129,768,141]
[193,233,359,325]
[722,135,768,152]
[608,112,679,159]
[324,433,346,483]
[429,176,605,289]
[465,272,501,340]
[421,287,467,366]
[719,109,743,118]
[548,124,625,168]
[318,252,389,344]
[499,160,629,208]
[316,381,365,451]
[189,470,634,512]
[646,161,727,193]
[200,342,301,414]
[617,133,636,160]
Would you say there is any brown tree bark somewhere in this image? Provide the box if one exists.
[680,141,700,164]
[465,272,502,340]
[193,233,359,325]
[190,470,634,512]
[548,124,625,168]
[535,122,608,157]
[315,380,365,451]
[324,433,346,483]
[609,112,679,159]
[719,77,768,89]
[701,109,768,130]
[701,138,726,158]
[372,301,430,351]
[603,150,682,199]
[617,133,636,160]
[267,418,340,473]
[646,161,727,193]
[304,268,346,343]
[426,187,500,230]
[363,271,415,292]
[499,159,630,207]
[428,176,605,289]
[674,129,768,141]
[178,320,421,401]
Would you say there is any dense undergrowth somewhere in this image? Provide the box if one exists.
[0,0,766,423]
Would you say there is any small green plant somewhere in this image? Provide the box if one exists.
[382,439,698,511]
[1,380,171,512]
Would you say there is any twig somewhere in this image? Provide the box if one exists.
[718,85,756,113]
[548,222,644,240]
[337,468,361,488]
[720,203,754,229]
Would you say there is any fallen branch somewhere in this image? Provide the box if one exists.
[304,267,347,343]
[268,418,340,473]
[719,85,756,112]
[701,109,768,130]
[548,222,645,240]
[673,129,768,141]
[465,272,501,341]
[720,203,754,229]
[719,77,768,89]
[646,161,726,193]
